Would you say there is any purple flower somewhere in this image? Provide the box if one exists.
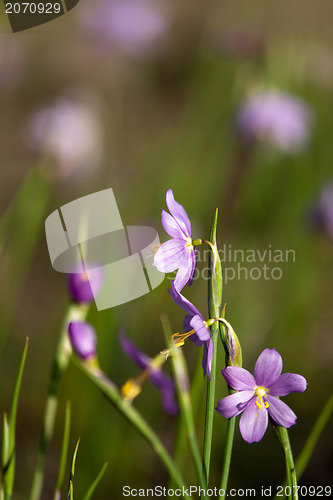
[216,348,307,443]
[237,91,313,153]
[168,282,213,379]
[68,266,104,304]
[119,332,178,415]
[154,189,198,292]
[25,97,103,179]
[68,321,97,360]
[309,184,333,240]
[82,0,167,59]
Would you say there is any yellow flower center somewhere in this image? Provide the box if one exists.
[254,386,269,410]
[185,237,194,252]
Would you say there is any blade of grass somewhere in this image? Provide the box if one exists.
[54,402,71,500]
[67,438,80,500]
[82,462,108,500]
[1,338,29,500]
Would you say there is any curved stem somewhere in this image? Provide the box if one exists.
[71,357,190,495]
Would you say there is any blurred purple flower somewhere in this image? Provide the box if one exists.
[119,331,178,415]
[68,321,97,360]
[168,281,213,379]
[154,189,197,292]
[309,184,333,240]
[68,266,104,304]
[82,0,167,58]
[237,91,313,153]
[216,348,307,443]
[25,97,103,179]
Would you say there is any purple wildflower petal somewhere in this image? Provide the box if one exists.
[159,383,179,416]
[154,239,188,273]
[266,395,297,428]
[168,281,201,317]
[268,373,307,396]
[119,332,150,371]
[254,348,283,387]
[119,332,179,416]
[202,339,214,379]
[166,189,192,237]
[161,209,184,239]
[189,315,210,342]
[239,401,268,443]
[222,366,256,392]
[216,391,254,418]
[174,250,195,292]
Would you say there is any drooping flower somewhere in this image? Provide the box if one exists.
[68,266,104,304]
[308,184,333,240]
[25,96,103,179]
[216,348,307,443]
[237,90,313,153]
[119,331,178,415]
[154,189,200,292]
[82,0,167,59]
[68,321,97,361]
[168,281,213,379]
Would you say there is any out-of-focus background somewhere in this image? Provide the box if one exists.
[0,1,332,498]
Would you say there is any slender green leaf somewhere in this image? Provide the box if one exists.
[1,414,9,476]
[82,462,108,500]
[296,393,333,478]
[67,438,80,500]
[54,402,71,500]
[2,338,29,499]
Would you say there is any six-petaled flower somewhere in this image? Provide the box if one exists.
[154,189,201,292]
[216,348,307,443]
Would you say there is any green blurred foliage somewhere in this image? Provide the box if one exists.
[0,1,332,498]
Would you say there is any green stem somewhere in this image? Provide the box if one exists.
[276,426,298,500]
[218,417,235,499]
[162,316,207,491]
[29,303,89,500]
[71,357,190,496]
[202,210,222,496]
[202,323,218,487]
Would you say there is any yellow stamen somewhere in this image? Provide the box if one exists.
[121,379,142,401]
[171,329,196,346]
[254,385,269,410]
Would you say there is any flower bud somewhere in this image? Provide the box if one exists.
[68,266,103,304]
[68,321,97,361]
